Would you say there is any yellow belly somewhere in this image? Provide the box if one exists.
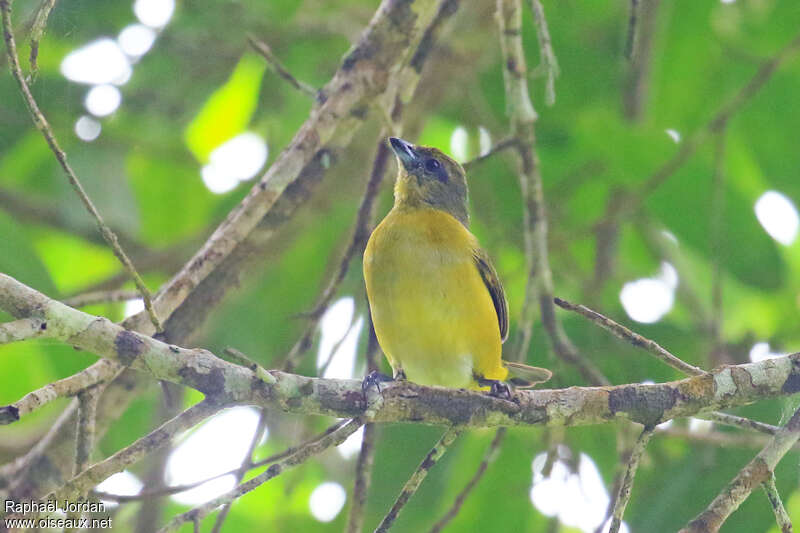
[363,207,507,389]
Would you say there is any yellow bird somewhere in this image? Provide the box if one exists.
[363,137,552,394]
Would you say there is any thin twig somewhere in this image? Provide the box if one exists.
[94,420,350,504]
[374,426,462,533]
[43,400,222,504]
[347,423,376,533]
[553,296,707,376]
[318,310,359,376]
[624,0,640,60]
[596,422,639,533]
[346,318,381,533]
[134,383,183,533]
[0,317,47,345]
[552,297,783,440]
[0,359,120,425]
[700,412,779,436]
[496,0,608,386]
[609,425,654,533]
[428,428,506,533]
[64,387,100,530]
[620,30,800,218]
[247,34,317,98]
[221,347,276,384]
[762,471,793,533]
[461,137,518,172]
[622,0,660,120]
[210,409,269,533]
[709,129,727,366]
[527,0,559,106]
[74,388,99,474]
[0,187,153,258]
[157,418,365,533]
[62,290,142,308]
[0,0,162,332]
[681,406,800,532]
[27,0,57,77]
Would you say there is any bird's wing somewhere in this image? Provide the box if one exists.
[473,248,509,343]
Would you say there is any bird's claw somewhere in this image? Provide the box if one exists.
[489,381,512,400]
[361,370,393,395]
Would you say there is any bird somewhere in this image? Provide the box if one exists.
[362,137,552,395]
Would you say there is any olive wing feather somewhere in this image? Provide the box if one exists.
[473,248,509,343]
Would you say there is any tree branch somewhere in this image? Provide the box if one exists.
[346,320,382,533]
[0,359,120,425]
[681,406,800,532]
[527,0,559,106]
[2,273,800,432]
[428,427,506,533]
[209,408,269,533]
[62,290,142,309]
[0,317,47,345]
[156,418,365,533]
[247,34,318,98]
[622,0,660,121]
[553,297,706,376]
[47,400,222,505]
[92,419,352,504]
[762,471,793,533]
[375,426,462,533]
[27,0,57,77]
[609,425,654,533]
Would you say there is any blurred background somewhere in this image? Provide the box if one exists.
[1,0,799,531]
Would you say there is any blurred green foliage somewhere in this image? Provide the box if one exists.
[1,0,799,531]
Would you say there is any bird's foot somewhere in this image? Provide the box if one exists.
[477,377,513,400]
[361,370,394,396]
[489,381,512,400]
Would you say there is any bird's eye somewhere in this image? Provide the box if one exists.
[425,158,441,172]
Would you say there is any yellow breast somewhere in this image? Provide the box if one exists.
[363,206,506,388]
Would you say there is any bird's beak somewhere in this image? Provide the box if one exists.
[389,137,419,171]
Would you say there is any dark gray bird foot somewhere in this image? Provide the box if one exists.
[362,371,394,396]
[477,377,512,400]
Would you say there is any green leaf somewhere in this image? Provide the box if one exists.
[184,54,266,163]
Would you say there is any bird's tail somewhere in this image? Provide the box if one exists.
[504,361,552,388]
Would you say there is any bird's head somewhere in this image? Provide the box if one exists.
[388,137,469,226]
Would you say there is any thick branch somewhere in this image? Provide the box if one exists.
[3,273,800,431]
